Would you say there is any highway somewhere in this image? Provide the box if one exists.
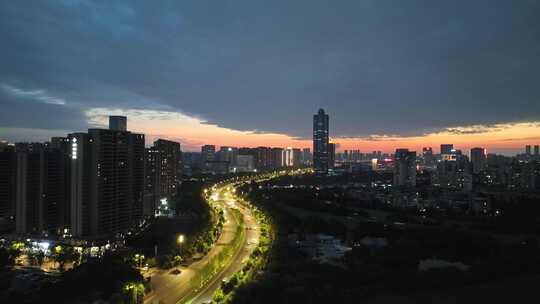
[144,184,260,304]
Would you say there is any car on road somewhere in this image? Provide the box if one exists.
[170,268,181,275]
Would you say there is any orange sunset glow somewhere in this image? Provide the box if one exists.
[86,108,539,155]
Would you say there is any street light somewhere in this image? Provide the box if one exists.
[177,234,185,261]
[134,253,144,268]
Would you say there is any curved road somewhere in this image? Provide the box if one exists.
[144,184,260,304]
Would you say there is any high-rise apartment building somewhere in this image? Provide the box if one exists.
[393,149,416,187]
[144,139,182,216]
[144,146,159,217]
[217,146,238,168]
[0,148,16,232]
[253,147,272,170]
[328,143,336,169]
[109,116,127,131]
[283,148,294,167]
[9,143,71,235]
[440,144,454,155]
[154,139,182,197]
[435,156,472,191]
[293,148,302,167]
[68,117,145,238]
[271,147,283,168]
[470,147,487,174]
[235,155,255,172]
[301,148,312,165]
[1,116,144,239]
[313,109,329,174]
[422,147,435,167]
[201,145,216,171]
[84,128,144,237]
[68,133,91,237]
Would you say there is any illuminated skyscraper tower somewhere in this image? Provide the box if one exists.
[313,109,329,174]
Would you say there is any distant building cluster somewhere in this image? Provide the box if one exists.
[330,142,540,192]
[182,145,311,175]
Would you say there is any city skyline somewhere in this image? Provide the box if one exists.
[1,1,540,155]
[1,109,539,156]
[2,2,540,303]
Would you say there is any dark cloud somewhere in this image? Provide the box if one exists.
[0,84,88,131]
[1,0,539,139]
[442,125,505,135]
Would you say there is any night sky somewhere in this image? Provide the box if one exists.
[1,1,539,153]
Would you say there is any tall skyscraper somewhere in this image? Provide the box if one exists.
[109,116,127,131]
[526,145,532,155]
[393,149,416,187]
[534,145,539,156]
[470,147,487,174]
[313,109,329,174]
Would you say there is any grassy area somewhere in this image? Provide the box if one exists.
[185,207,246,300]
[210,196,275,304]
[127,181,226,269]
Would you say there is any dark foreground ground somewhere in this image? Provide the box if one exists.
[368,274,539,304]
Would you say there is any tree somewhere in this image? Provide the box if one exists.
[27,250,45,267]
[156,255,174,269]
[123,282,145,304]
[0,247,16,269]
[52,245,79,271]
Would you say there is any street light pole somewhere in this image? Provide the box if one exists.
[177,234,185,260]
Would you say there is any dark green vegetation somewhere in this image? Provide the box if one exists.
[0,244,22,269]
[219,176,540,304]
[212,199,274,304]
[271,172,540,236]
[126,180,223,269]
[188,208,244,294]
[2,252,145,304]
